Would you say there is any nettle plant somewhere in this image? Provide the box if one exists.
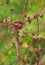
[0,0,45,65]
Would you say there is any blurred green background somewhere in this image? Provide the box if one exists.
[0,0,45,65]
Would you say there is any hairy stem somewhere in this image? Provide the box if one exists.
[15,29,21,65]
[36,0,39,65]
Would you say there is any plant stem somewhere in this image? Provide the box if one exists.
[15,29,19,56]
[15,29,21,65]
[36,0,39,65]
[15,29,27,65]
[36,18,39,36]
[22,0,28,21]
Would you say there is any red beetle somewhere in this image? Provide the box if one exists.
[17,23,22,29]
[13,20,23,29]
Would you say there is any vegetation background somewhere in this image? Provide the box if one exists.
[0,0,45,65]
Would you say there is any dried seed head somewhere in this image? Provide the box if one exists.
[27,16,31,23]
[39,13,43,18]
[34,48,42,55]
[10,8,14,12]
[34,13,39,19]
[3,19,8,29]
